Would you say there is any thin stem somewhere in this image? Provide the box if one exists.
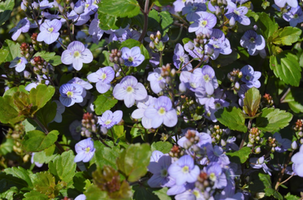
[138,0,150,42]
[56,38,67,50]
[240,119,252,149]
[170,25,183,43]
[275,150,294,191]
[280,87,291,103]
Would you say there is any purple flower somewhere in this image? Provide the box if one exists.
[97,110,123,129]
[74,138,95,163]
[147,68,166,94]
[9,57,27,72]
[182,2,207,22]
[273,132,291,153]
[168,155,200,185]
[113,75,147,108]
[173,0,186,12]
[88,14,104,43]
[274,0,298,8]
[148,153,172,188]
[240,30,265,56]
[37,19,62,44]
[61,41,93,71]
[240,65,261,88]
[121,46,145,67]
[9,17,30,41]
[59,83,84,107]
[145,96,178,128]
[75,194,86,200]
[283,6,303,27]
[225,1,250,26]
[39,0,53,9]
[208,29,232,56]
[87,67,115,94]
[292,145,303,177]
[173,43,192,71]
[53,100,65,123]
[250,156,272,176]
[188,11,217,35]
[200,65,219,95]
[205,163,227,189]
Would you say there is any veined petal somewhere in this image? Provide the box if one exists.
[163,109,178,127]
[96,82,110,94]
[124,93,135,108]
[81,49,93,64]
[113,84,127,100]
[61,50,73,65]
[134,82,147,100]
[73,59,83,71]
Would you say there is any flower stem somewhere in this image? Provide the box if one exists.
[138,0,150,42]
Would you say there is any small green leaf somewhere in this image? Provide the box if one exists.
[159,11,173,35]
[94,93,118,115]
[151,141,172,154]
[257,12,278,39]
[272,27,302,46]
[215,107,247,133]
[31,172,57,198]
[256,107,293,132]
[33,144,57,164]
[0,172,28,193]
[85,185,108,200]
[29,84,55,112]
[283,88,303,113]
[98,0,140,18]
[154,0,174,6]
[269,52,301,87]
[285,193,300,200]
[35,101,57,127]
[48,150,76,183]
[259,173,283,200]
[4,167,33,188]
[22,130,59,152]
[23,191,48,200]
[111,125,125,140]
[0,138,13,155]
[94,140,122,170]
[121,39,141,48]
[243,87,261,117]
[130,123,145,139]
[34,51,62,66]
[0,95,25,125]
[97,11,118,30]
[116,143,151,182]
[0,48,9,64]
[3,40,21,62]
[0,0,14,25]
[226,147,251,163]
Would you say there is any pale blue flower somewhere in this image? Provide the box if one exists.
[121,46,145,67]
[283,6,303,27]
[240,65,261,88]
[75,194,86,200]
[37,19,62,44]
[225,1,250,26]
[9,57,28,72]
[97,110,123,129]
[274,0,298,8]
[173,43,192,70]
[291,145,303,177]
[240,30,265,56]
[147,68,166,94]
[74,138,95,163]
[87,67,115,94]
[59,83,84,107]
[188,11,217,35]
[9,17,30,41]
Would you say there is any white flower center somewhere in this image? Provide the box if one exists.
[203,74,210,82]
[74,51,81,58]
[101,73,107,80]
[126,86,134,93]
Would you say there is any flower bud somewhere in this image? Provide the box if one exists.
[23,71,31,79]
[156,31,161,39]
[150,34,155,41]
[74,4,84,14]
[291,141,298,150]
[255,146,261,154]
[70,2,74,9]
[149,41,155,49]
[58,5,64,13]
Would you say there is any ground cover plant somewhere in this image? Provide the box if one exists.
[1,0,303,199]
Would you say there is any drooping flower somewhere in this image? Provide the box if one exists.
[113,75,147,108]
[87,66,115,94]
[274,0,298,8]
[74,138,95,163]
[250,156,272,175]
[9,17,30,41]
[240,30,265,56]
[61,41,93,71]
[240,65,261,88]
[273,132,291,153]
[59,83,84,107]
[283,6,303,27]
[188,11,217,35]
[37,19,62,44]
[97,110,123,129]
[168,155,200,185]
[121,46,145,67]
[173,43,192,71]
[9,57,28,72]
[144,96,178,128]
[147,68,166,94]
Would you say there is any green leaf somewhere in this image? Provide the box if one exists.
[159,11,173,35]
[94,140,122,170]
[22,119,36,132]
[0,0,14,25]
[33,144,57,164]
[97,11,118,30]
[285,193,300,200]
[0,48,9,65]
[112,125,125,140]
[0,95,25,125]
[85,185,108,200]
[154,0,174,6]
[34,51,62,66]
[116,143,151,182]
[121,39,141,48]
[3,40,21,62]
[259,173,283,200]
[4,167,33,188]
[35,101,57,127]
[283,88,303,113]
[0,186,18,200]
[29,84,55,112]
[0,172,28,193]
[243,87,261,117]
[226,147,251,163]
[31,172,57,198]
[151,141,172,154]
[257,12,278,39]
[23,191,48,200]
[215,107,247,133]
[256,107,293,132]
[22,130,59,152]
[272,27,302,46]
[269,51,301,86]
[48,150,76,184]
[148,9,161,30]
[94,93,118,115]
[133,185,162,200]
[130,123,145,139]
[0,138,13,155]
[98,0,140,18]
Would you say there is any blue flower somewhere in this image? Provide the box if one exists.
[274,0,298,8]
[37,19,62,44]
[59,83,84,107]
[74,138,95,163]
[283,6,303,27]
[240,65,261,88]
[9,57,28,72]
[225,1,250,26]
[121,46,145,67]
[240,30,265,56]
[168,155,200,185]
[188,11,217,35]
[97,110,123,129]
[9,18,30,41]
[291,145,303,177]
